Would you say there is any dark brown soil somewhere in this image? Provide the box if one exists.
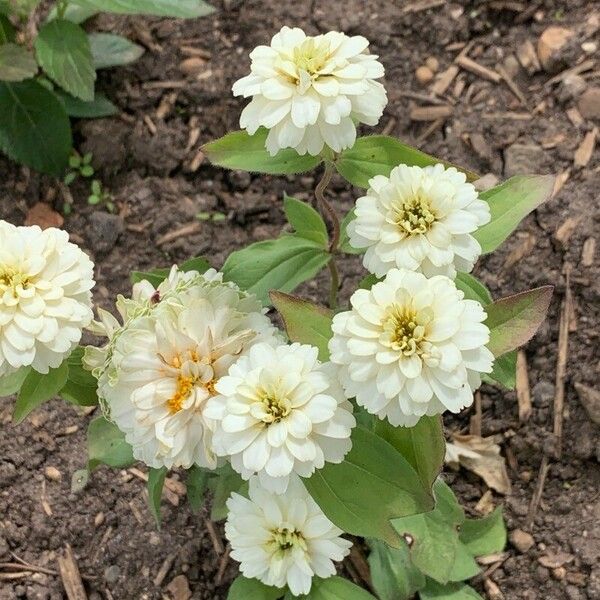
[1,1,599,599]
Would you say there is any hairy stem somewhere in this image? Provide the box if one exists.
[315,161,341,308]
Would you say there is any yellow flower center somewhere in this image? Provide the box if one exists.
[167,375,195,414]
[259,390,291,424]
[381,304,433,357]
[293,38,330,77]
[0,266,31,295]
[390,193,436,236]
[268,527,307,554]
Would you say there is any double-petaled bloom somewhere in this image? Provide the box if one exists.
[85,267,279,470]
[329,268,494,426]
[205,342,355,494]
[226,476,352,596]
[233,26,387,156]
[0,221,94,376]
[348,164,491,278]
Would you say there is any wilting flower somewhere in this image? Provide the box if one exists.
[329,269,494,426]
[226,475,351,596]
[205,342,355,494]
[85,267,279,470]
[233,26,387,156]
[0,221,94,376]
[348,164,491,278]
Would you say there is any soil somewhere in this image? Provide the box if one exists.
[1,1,600,599]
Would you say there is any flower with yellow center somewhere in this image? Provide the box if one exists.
[226,475,352,596]
[88,268,279,469]
[205,342,355,494]
[0,221,94,376]
[329,269,494,426]
[348,164,491,278]
[233,26,387,156]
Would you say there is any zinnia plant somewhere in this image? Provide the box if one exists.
[0,25,556,600]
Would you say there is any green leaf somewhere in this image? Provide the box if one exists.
[459,507,506,557]
[0,14,16,43]
[283,194,328,247]
[203,129,321,175]
[47,4,99,23]
[485,286,553,356]
[335,136,478,189]
[270,291,332,361]
[339,208,361,254]
[59,347,98,407]
[447,542,480,582]
[358,274,381,290]
[455,273,492,305]
[475,175,555,254]
[71,0,215,18]
[368,539,426,600]
[13,362,69,424]
[420,580,484,600]
[0,43,37,81]
[130,256,211,287]
[0,80,72,175]
[186,465,212,513]
[55,89,118,117]
[304,426,434,549]
[88,32,144,69]
[222,236,331,306]
[484,350,517,390]
[87,416,135,470]
[227,576,282,600]
[0,367,31,397]
[392,480,465,584]
[209,465,246,521]
[35,19,95,101]
[374,416,445,491]
[147,466,167,527]
[298,576,376,600]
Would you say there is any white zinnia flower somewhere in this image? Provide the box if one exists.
[233,26,387,156]
[0,221,94,376]
[226,475,351,596]
[329,269,494,427]
[205,342,355,494]
[348,164,491,278]
[87,267,279,470]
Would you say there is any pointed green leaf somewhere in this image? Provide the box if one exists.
[223,236,330,306]
[55,89,118,118]
[130,256,210,286]
[270,291,333,361]
[227,576,282,600]
[71,0,215,18]
[0,367,31,397]
[47,4,99,23]
[297,576,376,600]
[59,347,98,407]
[455,273,492,305]
[420,580,484,600]
[335,136,478,189]
[486,286,553,356]
[87,416,135,470]
[35,19,95,101]
[0,43,37,81]
[375,416,445,491]
[209,465,246,521]
[147,466,167,527]
[89,33,144,69]
[0,80,72,175]
[368,539,426,600]
[447,542,480,582]
[484,350,517,390]
[459,507,506,557]
[475,175,555,254]
[304,426,434,549]
[203,129,321,175]
[186,465,212,513]
[283,194,328,247]
[0,14,16,43]
[14,362,69,424]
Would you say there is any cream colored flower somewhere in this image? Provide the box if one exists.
[348,164,491,278]
[329,269,494,426]
[233,26,387,156]
[205,342,355,494]
[86,267,279,469]
[226,476,351,596]
[0,221,94,376]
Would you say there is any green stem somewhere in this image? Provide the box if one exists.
[315,161,341,308]
[56,0,69,19]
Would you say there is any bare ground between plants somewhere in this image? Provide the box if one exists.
[1,1,600,599]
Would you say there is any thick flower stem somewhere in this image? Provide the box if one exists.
[315,162,341,308]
